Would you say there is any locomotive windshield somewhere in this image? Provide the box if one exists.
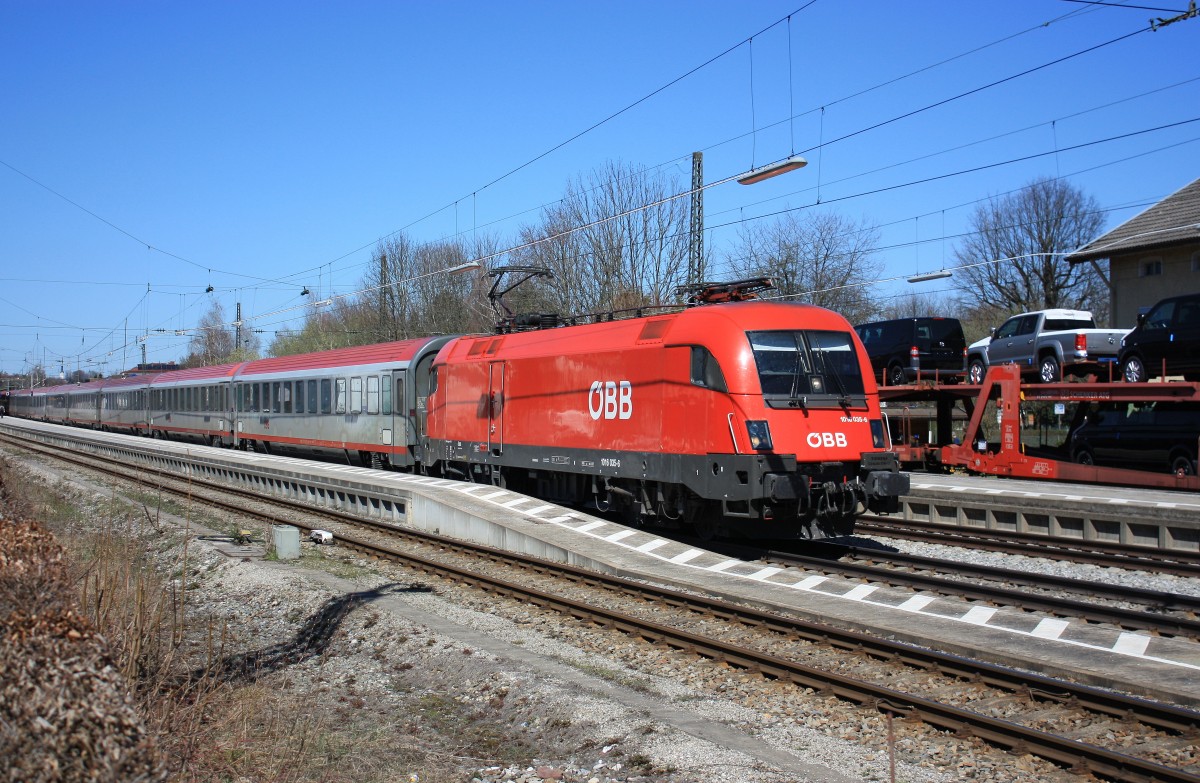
[748,330,866,407]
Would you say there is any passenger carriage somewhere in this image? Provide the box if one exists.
[98,374,153,435]
[230,337,452,466]
[147,364,243,445]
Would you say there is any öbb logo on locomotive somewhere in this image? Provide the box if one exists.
[806,431,848,448]
[587,380,632,421]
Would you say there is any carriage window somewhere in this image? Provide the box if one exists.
[250,384,260,412]
[308,380,318,414]
[294,381,304,414]
[366,376,379,415]
[381,376,392,415]
[280,382,292,414]
[349,377,362,414]
[320,379,332,414]
[335,379,347,414]
[261,383,270,413]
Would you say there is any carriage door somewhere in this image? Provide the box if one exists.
[488,361,505,456]
[389,370,408,458]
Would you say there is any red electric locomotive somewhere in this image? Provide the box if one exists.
[423,285,907,539]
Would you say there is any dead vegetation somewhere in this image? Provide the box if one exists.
[0,458,615,782]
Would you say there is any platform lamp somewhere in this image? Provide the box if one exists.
[907,270,953,283]
[736,155,808,185]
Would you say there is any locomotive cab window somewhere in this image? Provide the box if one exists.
[748,330,866,407]
[689,347,728,392]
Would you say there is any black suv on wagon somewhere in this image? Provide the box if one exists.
[1069,400,1200,476]
[854,317,967,386]
[1118,292,1200,382]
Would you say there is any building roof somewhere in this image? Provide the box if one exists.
[1066,176,1200,263]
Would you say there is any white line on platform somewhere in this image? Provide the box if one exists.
[897,595,936,612]
[1113,632,1151,656]
[962,606,998,625]
[1031,618,1070,640]
[842,584,878,601]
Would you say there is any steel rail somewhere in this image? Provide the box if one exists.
[760,548,1200,640]
[842,546,1200,614]
[857,515,1200,578]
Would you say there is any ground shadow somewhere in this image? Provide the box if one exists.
[189,582,432,687]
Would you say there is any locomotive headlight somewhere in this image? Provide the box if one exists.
[746,420,773,450]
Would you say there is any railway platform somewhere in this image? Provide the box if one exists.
[3,416,1199,709]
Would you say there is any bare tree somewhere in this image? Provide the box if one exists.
[952,177,1107,321]
[512,160,690,316]
[876,291,955,320]
[727,211,882,325]
[181,300,239,367]
[269,299,377,356]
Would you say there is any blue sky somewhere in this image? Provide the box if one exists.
[2,0,1198,377]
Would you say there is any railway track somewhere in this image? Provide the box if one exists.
[3,429,1200,782]
[749,544,1200,641]
[857,514,1200,577]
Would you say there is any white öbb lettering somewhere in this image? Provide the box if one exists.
[588,380,633,420]
[806,432,847,448]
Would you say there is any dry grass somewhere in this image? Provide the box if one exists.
[0,458,594,782]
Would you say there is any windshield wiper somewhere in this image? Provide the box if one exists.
[815,347,853,410]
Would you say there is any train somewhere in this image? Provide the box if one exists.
[5,291,908,539]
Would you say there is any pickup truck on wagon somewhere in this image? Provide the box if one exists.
[965,308,1127,384]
